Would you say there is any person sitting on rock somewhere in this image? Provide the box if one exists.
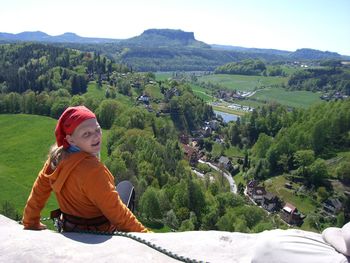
[22,106,149,233]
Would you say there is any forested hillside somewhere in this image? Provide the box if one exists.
[2,29,348,72]
[236,101,350,229]
[0,42,349,233]
[0,43,128,94]
[287,61,350,95]
[0,43,285,232]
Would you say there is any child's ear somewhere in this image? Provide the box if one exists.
[66,135,75,145]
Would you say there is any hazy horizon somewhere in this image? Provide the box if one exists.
[1,0,349,55]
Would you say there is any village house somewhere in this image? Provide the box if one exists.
[214,137,225,144]
[262,192,281,212]
[181,144,199,166]
[246,180,258,196]
[179,134,189,145]
[218,156,232,171]
[190,130,205,141]
[137,94,150,104]
[280,203,304,226]
[165,87,180,100]
[251,186,266,205]
[190,140,198,148]
[323,198,342,216]
[131,82,141,89]
[209,120,219,130]
[203,126,212,137]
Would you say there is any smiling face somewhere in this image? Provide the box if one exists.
[65,118,102,155]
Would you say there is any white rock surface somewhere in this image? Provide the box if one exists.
[0,215,348,263]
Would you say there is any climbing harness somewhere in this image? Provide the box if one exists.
[39,216,207,263]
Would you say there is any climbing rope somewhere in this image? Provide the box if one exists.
[39,217,207,263]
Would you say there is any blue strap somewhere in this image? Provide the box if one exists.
[67,145,81,153]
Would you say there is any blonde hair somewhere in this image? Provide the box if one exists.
[48,144,68,170]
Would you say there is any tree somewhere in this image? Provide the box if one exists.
[201,206,219,230]
[4,92,22,113]
[118,79,131,96]
[317,186,329,202]
[238,182,245,195]
[311,119,329,154]
[138,161,155,185]
[278,153,291,173]
[179,219,195,231]
[216,209,236,232]
[309,158,328,186]
[216,192,244,216]
[252,133,273,158]
[164,209,179,229]
[50,98,70,118]
[36,91,51,115]
[139,187,161,220]
[228,123,241,146]
[293,149,315,177]
[105,150,127,181]
[70,95,86,106]
[188,178,206,219]
[126,108,146,129]
[336,162,350,183]
[158,189,171,212]
[71,74,80,94]
[235,206,266,229]
[22,90,36,114]
[96,99,118,129]
[173,180,189,210]
[253,159,270,180]
[307,212,321,231]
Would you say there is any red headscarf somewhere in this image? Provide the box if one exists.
[55,106,96,149]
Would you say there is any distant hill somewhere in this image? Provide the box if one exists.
[288,48,342,60]
[121,29,210,48]
[1,29,349,71]
[211,44,292,56]
[0,31,120,44]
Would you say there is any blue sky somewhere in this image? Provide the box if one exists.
[1,0,349,55]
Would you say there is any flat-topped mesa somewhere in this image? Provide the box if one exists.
[125,28,210,48]
[0,215,348,263]
[141,29,195,42]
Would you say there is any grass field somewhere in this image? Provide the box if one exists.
[155,72,173,81]
[85,81,106,100]
[198,74,287,92]
[251,87,322,108]
[156,72,321,109]
[196,74,322,109]
[212,105,246,116]
[86,81,134,107]
[264,176,317,215]
[144,84,163,100]
[191,84,215,102]
[0,114,58,216]
[0,114,109,218]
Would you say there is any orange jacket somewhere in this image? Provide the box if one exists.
[23,152,148,232]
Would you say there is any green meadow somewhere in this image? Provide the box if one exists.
[155,72,173,81]
[251,87,322,108]
[198,74,287,92]
[191,84,215,102]
[85,81,106,100]
[0,114,109,217]
[197,74,322,109]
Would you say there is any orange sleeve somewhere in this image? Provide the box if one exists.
[83,165,149,233]
[22,162,52,229]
